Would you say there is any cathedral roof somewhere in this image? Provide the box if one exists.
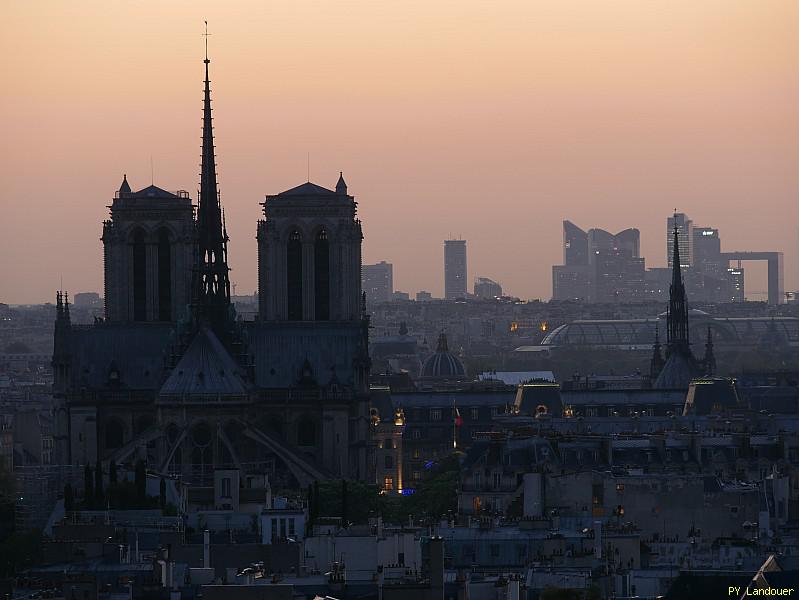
[159,326,247,398]
[653,351,699,390]
[126,184,181,199]
[277,182,337,197]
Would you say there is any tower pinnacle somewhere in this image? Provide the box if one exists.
[193,32,231,332]
[666,223,689,351]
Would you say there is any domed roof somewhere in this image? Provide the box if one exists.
[421,332,466,378]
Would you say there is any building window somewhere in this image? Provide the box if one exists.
[157,228,172,321]
[412,429,421,440]
[222,477,231,498]
[384,477,394,491]
[592,483,603,506]
[412,470,421,481]
[491,406,501,417]
[384,455,393,469]
[430,408,441,421]
[474,472,482,488]
[297,418,316,447]
[132,228,147,321]
[493,472,501,489]
[413,448,421,459]
[314,229,330,320]
[288,518,296,537]
[287,229,303,320]
[471,407,479,421]
[105,420,124,450]
[616,483,624,493]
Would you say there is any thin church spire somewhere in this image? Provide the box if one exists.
[193,24,231,331]
[667,218,689,350]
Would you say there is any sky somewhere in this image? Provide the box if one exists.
[1,0,798,304]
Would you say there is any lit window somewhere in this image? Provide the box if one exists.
[384,477,394,491]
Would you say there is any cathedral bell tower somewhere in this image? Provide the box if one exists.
[257,172,363,322]
[102,176,194,323]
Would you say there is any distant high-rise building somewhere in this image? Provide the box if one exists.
[692,227,722,277]
[362,261,393,304]
[563,220,589,266]
[474,277,502,299]
[553,222,644,302]
[444,240,467,300]
[667,213,693,268]
[416,290,433,302]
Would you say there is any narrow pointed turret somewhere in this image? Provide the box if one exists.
[119,174,131,195]
[703,325,716,376]
[193,43,231,332]
[336,171,347,195]
[650,323,664,378]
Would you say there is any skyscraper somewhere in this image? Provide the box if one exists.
[444,240,467,300]
[692,227,722,277]
[667,213,693,269]
[362,261,394,304]
[474,277,502,299]
[563,220,589,266]
[553,221,644,302]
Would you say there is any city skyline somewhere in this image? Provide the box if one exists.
[2,1,799,303]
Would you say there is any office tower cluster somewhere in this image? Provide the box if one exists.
[552,221,645,303]
[553,214,784,304]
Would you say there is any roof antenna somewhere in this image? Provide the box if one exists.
[307,152,310,182]
[150,154,154,185]
[203,21,211,62]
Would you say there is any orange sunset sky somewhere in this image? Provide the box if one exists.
[1,0,798,304]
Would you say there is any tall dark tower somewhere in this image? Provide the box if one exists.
[193,42,231,332]
[653,219,700,389]
[666,223,690,354]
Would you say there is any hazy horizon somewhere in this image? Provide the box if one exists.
[2,0,798,304]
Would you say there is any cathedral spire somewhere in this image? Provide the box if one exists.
[193,29,231,331]
[666,220,689,351]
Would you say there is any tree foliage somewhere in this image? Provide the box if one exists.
[0,531,42,577]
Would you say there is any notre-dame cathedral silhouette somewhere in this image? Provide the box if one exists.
[52,50,372,489]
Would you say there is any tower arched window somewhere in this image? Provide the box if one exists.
[314,229,330,320]
[157,228,172,321]
[105,419,124,450]
[132,228,147,321]
[287,229,303,320]
[297,417,317,447]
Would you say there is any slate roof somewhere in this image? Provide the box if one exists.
[125,184,180,199]
[654,351,699,390]
[277,182,337,197]
[159,326,247,397]
[69,323,174,390]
